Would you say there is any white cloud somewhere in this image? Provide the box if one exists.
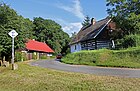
[54,18,69,25]
[62,22,82,36]
[58,0,84,20]
[52,18,82,36]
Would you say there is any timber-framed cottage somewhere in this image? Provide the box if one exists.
[70,17,116,53]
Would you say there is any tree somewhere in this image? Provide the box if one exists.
[33,17,70,54]
[106,0,140,48]
[0,3,70,61]
[106,0,140,34]
[0,3,34,61]
[82,15,90,27]
[71,32,77,39]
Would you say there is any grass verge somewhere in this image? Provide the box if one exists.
[0,62,140,91]
[62,47,140,68]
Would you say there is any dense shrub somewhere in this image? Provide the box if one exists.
[40,55,48,59]
[116,34,140,48]
[15,52,27,62]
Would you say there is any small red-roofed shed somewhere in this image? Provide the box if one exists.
[22,40,54,60]
[26,40,54,53]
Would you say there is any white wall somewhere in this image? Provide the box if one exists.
[70,43,81,53]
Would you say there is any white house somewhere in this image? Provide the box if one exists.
[70,43,81,53]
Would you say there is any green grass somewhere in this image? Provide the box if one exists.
[0,62,140,91]
[62,47,140,68]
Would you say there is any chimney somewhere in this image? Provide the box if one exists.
[91,18,96,25]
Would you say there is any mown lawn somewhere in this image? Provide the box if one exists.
[0,62,140,91]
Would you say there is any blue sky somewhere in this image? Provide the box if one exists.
[2,0,108,36]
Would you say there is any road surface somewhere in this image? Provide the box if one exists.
[30,60,140,78]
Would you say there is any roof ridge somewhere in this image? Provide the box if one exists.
[80,17,111,41]
[70,16,111,44]
[93,18,111,38]
[96,16,110,23]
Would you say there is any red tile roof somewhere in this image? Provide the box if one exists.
[25,40,54,53]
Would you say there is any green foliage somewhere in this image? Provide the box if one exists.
[0,3,35,61]
[106,0,140,17]
[106,0,140,34]
[0,3,70,61]
[116,34,140,48]
[71,32,77,41]
[32,52,38,60]
[106,0,140,48]
[15,52,27,62]
[122,35,140,47]
[62,47,140,68]
[33,17,70,54]
[82,15,90,27]
[128,13,140,34]
[39,54,48,59]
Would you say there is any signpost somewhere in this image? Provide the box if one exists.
[8,30,18,70]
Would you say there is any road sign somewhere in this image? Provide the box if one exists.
[8,30,18,70]
[8,30,18,38]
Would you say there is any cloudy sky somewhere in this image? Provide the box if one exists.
[2,0,108,36]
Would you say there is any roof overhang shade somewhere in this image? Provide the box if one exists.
[25,40,54,53]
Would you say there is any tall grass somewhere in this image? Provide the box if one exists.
[62,47,140,68]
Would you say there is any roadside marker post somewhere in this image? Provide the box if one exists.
[8,30,18,70]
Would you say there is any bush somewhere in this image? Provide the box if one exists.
[32,52,37,60]
[116,34,140,48]
[15,52,27,62]
[40,54,48,59]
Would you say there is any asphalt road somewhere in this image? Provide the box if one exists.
[30,60,140,78]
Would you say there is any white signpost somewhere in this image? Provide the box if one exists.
[8,30,18,70]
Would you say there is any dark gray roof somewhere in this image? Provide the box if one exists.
[70,17,111,44]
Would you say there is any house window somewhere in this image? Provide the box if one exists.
[75,45,76,50]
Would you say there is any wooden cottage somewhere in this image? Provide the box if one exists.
[70,17,116,53]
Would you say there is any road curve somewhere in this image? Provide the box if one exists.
[30,60,140,78]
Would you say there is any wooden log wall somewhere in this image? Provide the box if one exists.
[81,40,111,50]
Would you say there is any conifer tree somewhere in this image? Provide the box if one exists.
[82,15,90,27]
